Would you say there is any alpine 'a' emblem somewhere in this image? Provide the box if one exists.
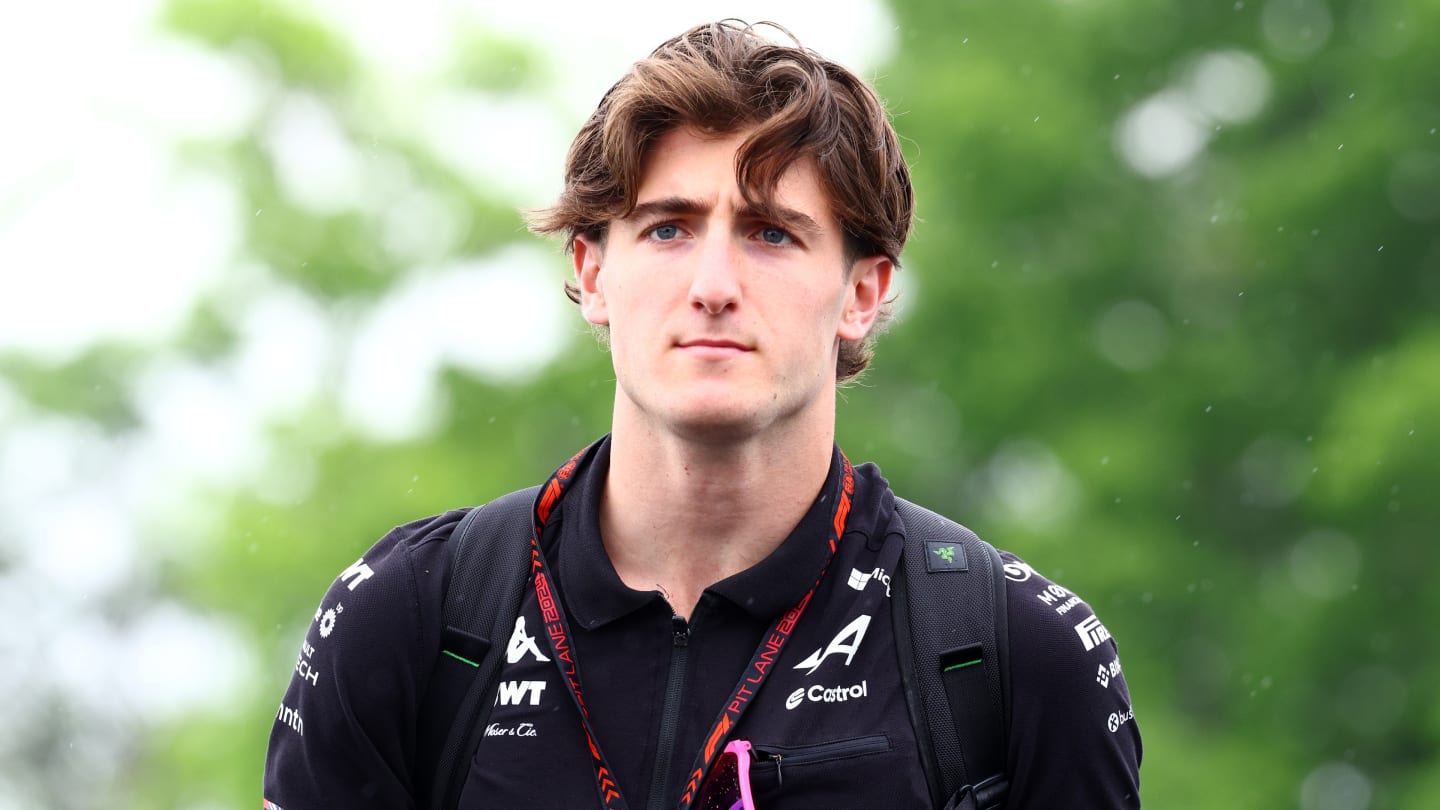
[793,614,871,675]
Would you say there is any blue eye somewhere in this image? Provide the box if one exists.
[651,224,679,241]
[759,226,791,245]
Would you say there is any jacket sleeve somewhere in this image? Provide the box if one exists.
[263,511,462,810]
[998,552,1143,808]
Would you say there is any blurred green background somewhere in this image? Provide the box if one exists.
[1,0,1436,807]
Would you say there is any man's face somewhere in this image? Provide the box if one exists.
[573,127,891,443]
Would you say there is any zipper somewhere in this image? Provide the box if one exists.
[752,734,891,787]
[645,614,691,810]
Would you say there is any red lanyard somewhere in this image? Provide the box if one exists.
[527,444,857,810]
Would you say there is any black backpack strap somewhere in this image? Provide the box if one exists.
[892,497,1010,810]
[416,485,540,810]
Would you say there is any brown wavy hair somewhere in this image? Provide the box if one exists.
[528,20,913,383]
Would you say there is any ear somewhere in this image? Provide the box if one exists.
[573,235,609,326]
[837,255,893,342]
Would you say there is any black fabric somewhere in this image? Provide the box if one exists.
[263,438,1143,809]
[423,486,539,810]
[892,498,1009,807]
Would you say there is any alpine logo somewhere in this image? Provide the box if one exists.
[506,616,550,664]
[785,680,869,710]
[495,680,548,707]
[793,614,871,675]
[1075,614,1112,652]
[846,567,892,596]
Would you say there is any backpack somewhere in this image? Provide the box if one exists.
[414,488,1010,810]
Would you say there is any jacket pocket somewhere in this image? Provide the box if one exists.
[750,734,892,794]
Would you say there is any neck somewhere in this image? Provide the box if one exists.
[599,413,836,620]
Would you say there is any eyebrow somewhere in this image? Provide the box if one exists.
[624,196,824,239]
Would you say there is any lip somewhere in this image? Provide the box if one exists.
[676,338,753,357]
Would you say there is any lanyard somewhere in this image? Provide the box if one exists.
[527,444,857,810]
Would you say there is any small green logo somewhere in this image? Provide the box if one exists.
[933,545,956,563]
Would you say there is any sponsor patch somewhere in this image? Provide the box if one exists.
[785,680,870,710]
[1108,706,1135,733]
[486,722,539,738]
[506,616,550,664]
[925,541,969,572]
[1075,614,1112,652]
[847,567,892,596]
[793,615,871,675]
[494,680,548,707]
[1003,561,1035,582]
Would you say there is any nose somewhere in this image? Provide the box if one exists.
[688,234,741,315]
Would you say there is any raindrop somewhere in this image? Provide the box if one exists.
[1387,152,1440,221]
[1263,0,1334,61]
[1289,529,1361,599]
[1094,299,1171,371]
[1338,666,1406,737]
[1299,762,1372,810]
[1187,50,1271,123]
[1115,91,1210,177]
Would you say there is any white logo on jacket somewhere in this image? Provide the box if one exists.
[506,616,550,663]
[793,614,871,675]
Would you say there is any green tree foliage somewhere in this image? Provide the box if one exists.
[842,1,1438,807]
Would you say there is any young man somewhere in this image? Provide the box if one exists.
[264,21,1141,809]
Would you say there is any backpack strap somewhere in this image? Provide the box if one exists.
[891,497,1011,810]
[416,486,540,810]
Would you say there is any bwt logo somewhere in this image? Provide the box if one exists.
[495,680,547,707]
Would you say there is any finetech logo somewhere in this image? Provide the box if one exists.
[785,680,869,710]
[1075,614,1112,652]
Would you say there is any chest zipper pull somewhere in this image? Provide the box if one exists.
[754,751,782,788]
[672,615,690,647]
